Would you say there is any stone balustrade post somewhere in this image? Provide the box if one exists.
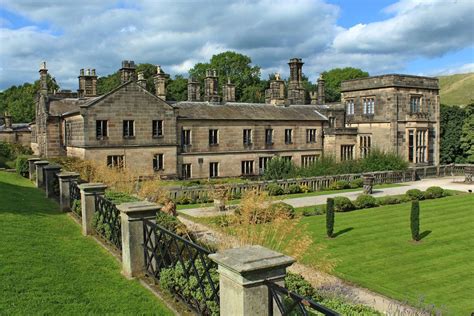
[27,157,40,180]
[44,165,62,198]
[58,172,80,211]
[209,245,295,316]
[116,201,161,279]
[465,165,473,184]
[79,183,107,236]
[34,160,49,188]
[363,174,374,194]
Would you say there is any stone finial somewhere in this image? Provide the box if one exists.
[40,61,47,70]
[156,65,162,74]
[137,71,145,81]
[275,73,281,81]
[80,68,85,76]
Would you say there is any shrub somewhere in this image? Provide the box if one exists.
[156,211,189,236]
[72,199,81,216]
[0,141,12,158]
[354,194,378,209]
[284,273,322,302]
[410,200,420,241]
[287,184,302,194]
[349,178,364,188]
[105,190,140,204]
[176,196,190,205]
[406,189,424,201]
[326,198,335,238]
[333,196,354,212]
[15,155,29,177]
[425,186,444,199]
[268,202,295,219]
[299,184,311,193]
[378,196,401,205]
[263,157,297,180]
[329,180,350,190]
[266,183,284,196]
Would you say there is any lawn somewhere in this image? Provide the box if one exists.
[0,171,173,315]
[300,195,474,315]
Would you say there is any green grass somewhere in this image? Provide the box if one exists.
[438,72,474,105]
[0,171,173,315]
[300,195,474,315]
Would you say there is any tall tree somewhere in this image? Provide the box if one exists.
[321,67,369,102]
[166,75,188,101]
[440,104,466,163]
[460,103,474,163]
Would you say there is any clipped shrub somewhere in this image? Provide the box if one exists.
[287,184,302,194]
[266,183,284,196]
[326,198,335,238]
[329,180,350,190]
[406,189,424,201]
[349,178,364,189]
[378,196,401,205]
[425,186,444,199]
[410,200,420,241]
[354,194,378,209]
[333,196,354,212]
[268,202,295,219]
[284,272,322,302]
[15,155,29,177]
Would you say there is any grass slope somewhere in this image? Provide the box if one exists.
[438,72,474,106]
[300,195,474,315]
[0,172,173,315]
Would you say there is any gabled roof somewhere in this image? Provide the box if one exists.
[173,101,327,121]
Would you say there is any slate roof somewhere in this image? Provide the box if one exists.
[173,102,327,121]
[49,96,97,116]
[0,123,31,132]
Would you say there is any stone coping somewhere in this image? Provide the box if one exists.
[34,160,49,165]
[117,201,162,214]
[57,171,80,178]
[43,165,61,170]
[78,183,107,192]
[27,157,41,162]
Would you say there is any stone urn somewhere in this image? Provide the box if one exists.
[363,174,375,194]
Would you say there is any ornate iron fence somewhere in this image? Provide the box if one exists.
[142,219,219,315]
[69,181,81,217]
[265,280,340,316]
[52,174,60,200]
[94,195,122,251]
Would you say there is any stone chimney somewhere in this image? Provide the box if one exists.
[204,69,220,102]
[222,78,236,103]
[310,91,318,105]
[137,71,147,88]
[287,58,305,105]
[4,112,12,129]
[154,65,169,100]
[39,61,48,96]
[265,73,286,106]
[187,77,201,101]
[120,60,137,84]
[78,68,98,97]
[317,74,325,105]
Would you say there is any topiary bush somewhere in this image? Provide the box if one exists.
[287,184,302,194]
[266,183,284,196]
[15,155,29,177]
[354,194,378,209]
[326,198,335,238]
[410,200,420,241]
[425,186,444,199]
[333,196,354,212]
[329,180,350,190]
[378,196,401,205]
[406,189,425,201]
[349,178,364,189]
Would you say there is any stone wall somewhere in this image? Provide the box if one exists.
[0,131,31,147]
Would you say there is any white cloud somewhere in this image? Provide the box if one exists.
[431,62,474,76]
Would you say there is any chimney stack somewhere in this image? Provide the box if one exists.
[137,71,146,88]
[310,91,318,105]
[317,74,325,105]
[78,68,98,97]
[187,77,201,101]
[222,78,236,103]
[154,65,169,100]
[265,73,286,106]
[204,69,220,102]
[120,60,137,84]
[287,58,305,104]
[4,112,12,129]
[39,61,48,96]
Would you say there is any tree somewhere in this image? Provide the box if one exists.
[96,72,120,95]
[440,104,466,163]
[410,201,420,241]
[326,198,335,238]
[460,103,474,163]
[166,75,188,101]
[321,67,369,102]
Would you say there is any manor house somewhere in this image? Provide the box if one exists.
[31,58,440,179]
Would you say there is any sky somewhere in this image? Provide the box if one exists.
[0,0,473,90]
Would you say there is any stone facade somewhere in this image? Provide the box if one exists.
[31,59,440,179]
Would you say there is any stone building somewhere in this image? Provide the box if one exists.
[0,113,31,147]
[31,58,440,179]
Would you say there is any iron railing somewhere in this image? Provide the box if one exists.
[265,280,340,316]
[94,195,122,251]
[69,181,81,216]
[142,219,219,315]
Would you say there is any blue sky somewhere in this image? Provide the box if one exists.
[0,0,473,90]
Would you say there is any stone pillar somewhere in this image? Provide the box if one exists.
[79,183,107,236]
[209,245,295,316]
[27,158,41,180]
[116,201,161,278]
[363,174,374,194]
[34,160,49,188]
[44,165,61,198]
[58,172,80,211]
[465,165,474,184]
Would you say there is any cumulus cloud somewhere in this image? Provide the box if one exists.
[0,0,473,90]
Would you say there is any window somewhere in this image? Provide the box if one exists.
[285,129,293,144]
[265,129,273,145]
[259,157,271,173]
[182,130,191,146]
[209,129,219,146]
[408,129,428,163]
[209,162,219,178]
[306,129,317,143]
[107,155,124,168]
[96,120,108,139]
[241,160,254,175]
[123,120,134,138]
[182,164,192,179]
[301,155,318,167]
[359,135,372,158]
[410,96,422,113]
[340,145,354,161]
[329,117,336,128]
[281,156,292,161]
[346,99,354,115]
[64,122,72,147]
[243,129,252,145]
[153,154,164,171]
[363,97,375,115]
[408,130,414,162]
[152,120,163,137]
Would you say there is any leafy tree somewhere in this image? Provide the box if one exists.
[440,104,466,163]
[326,198,335,238]
[460,103,474,163]
[410,201,420,241]
[166,75,188,101]
[321,67,369,102]
[96,72,120,95]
